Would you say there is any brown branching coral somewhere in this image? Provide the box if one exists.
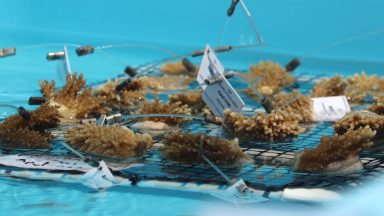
[160,61,196,75]
[135,75,194,91]
[65,123,153,158]
[243,61,296,97]
[0,103,61,148]
[293,126,376,173]
[368,103,384,116]
[272,90,313,123]
[346,71,383,103]
[93,79,146,111]
[334,111,384,135]
[168,91,210,114]
[310,76,347,97]
[0,127,49,148]
[40,73,109,119]
[135,100,192,125]
[161,132,243,165]
[223,109,305,141]
[310,72,384,105]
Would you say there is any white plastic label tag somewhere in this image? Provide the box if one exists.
[197,44,244,117]
[0,154,93,172]
[210,179,268,205]
[81,160,115,189]
[312,96,351,121]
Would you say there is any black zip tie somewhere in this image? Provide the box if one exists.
[28,96,47,105]
[285,58,301,72]
[215,46,233,53]
[260,97,273,113]
[115,78,132,91]
[129,174,139,186]
[17,106,31,120]
[181,58,196,73]
[76,45,94,56]
[46,51,65,60]
[191,46,233,57]
[124,66,138,77]
[227,0,240,16]
[0,48,16,58]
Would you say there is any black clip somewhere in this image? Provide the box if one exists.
[46,51,65,60]
[76,45,94,56]
[181,58,196,73]
[260,97,273,113]
[227,0,240,16]
[0,48,16,58]
[285,58,301,72]
[28,97,47,105]
[115,78,132,91]
[18,106,31,120]
[124,66,138,77]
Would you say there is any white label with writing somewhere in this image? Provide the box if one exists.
[197,44,244,117]
[210,179,269,204]
[312,96,351,121]
[81,160,115,189]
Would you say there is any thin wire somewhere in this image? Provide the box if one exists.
[0,104,18,111]
[301,27,384,62]
[95,43,179,57]
[239,0,263,44]
[17,43,81,50]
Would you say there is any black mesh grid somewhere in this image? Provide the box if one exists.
[2,69,384,194]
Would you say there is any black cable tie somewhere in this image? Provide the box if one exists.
[124,66,138,77]
[115,78,132,91]
[227,0,240,16]
[285,58,301,72]
[46,51,65,60]
[18,106,31,120]
[28,96,47,105]
[215,46,232,53]
[191,50,205,57]
[260,97,273,113]
[181,58,197,73]
[76,45,94,56]
[0,48,16,58]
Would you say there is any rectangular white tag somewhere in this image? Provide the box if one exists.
[81,160,115,189]
[197,45,244,117]
[210,179,269,204]
[312,96,351,122]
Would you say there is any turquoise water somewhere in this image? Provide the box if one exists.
[1,0,384,215]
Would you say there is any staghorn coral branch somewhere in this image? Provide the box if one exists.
[168,91,210,115]
[161,132,243,165]
[310,76,347,97]
[39,73,109,119]
[135,99,192,125]
[243,61,296,97]
[223,109,305,141]
[65,123,153,158]
[294,126,376,173]
[272,90,313,123]
[93,79,146,111]
[334,111,384,135]
[0,103,60,148]
[160,61,193,75]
